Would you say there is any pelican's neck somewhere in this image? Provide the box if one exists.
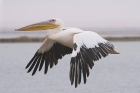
[47,23,64,36]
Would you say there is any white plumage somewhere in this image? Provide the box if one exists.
[16,18,119,88]
[72,31,107,57]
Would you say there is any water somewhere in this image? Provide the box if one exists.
[0,30,140,38]
[0,41,140,93]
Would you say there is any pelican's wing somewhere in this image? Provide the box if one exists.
[70,31,119,88]
[26,38,72,75]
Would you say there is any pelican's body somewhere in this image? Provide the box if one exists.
[16,18,119,88]
[47,28,82,48]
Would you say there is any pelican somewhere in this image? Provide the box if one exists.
[16,18,119,88]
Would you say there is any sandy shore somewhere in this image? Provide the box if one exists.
[0,36,140,42]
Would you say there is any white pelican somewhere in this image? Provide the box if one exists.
[16,18,119,88]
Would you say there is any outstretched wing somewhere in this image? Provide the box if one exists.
[26,38,72,75]
[70,31,119,88]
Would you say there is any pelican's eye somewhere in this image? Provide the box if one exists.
[50,19,56,23]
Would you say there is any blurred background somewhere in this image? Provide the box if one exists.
[0,0,140,38]
[0,0,140,93]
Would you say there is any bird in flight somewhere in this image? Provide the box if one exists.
[16,18,119,88]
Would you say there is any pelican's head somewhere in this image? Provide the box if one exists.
[15,18,63,31]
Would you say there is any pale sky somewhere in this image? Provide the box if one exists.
[1,0,140,30]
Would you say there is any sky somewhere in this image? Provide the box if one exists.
[1,0,140,31]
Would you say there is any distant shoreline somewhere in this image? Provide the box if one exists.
[0,36,140,43]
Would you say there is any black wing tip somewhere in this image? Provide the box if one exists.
[32,72,36,76]
[39,68,41,71]
[71,82,73,85]
[25,66,28,69]
[25,63,31,69]
[27,70,30,73]
[71,82,78,88]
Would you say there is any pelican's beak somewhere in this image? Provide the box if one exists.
[15,21,59,31]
